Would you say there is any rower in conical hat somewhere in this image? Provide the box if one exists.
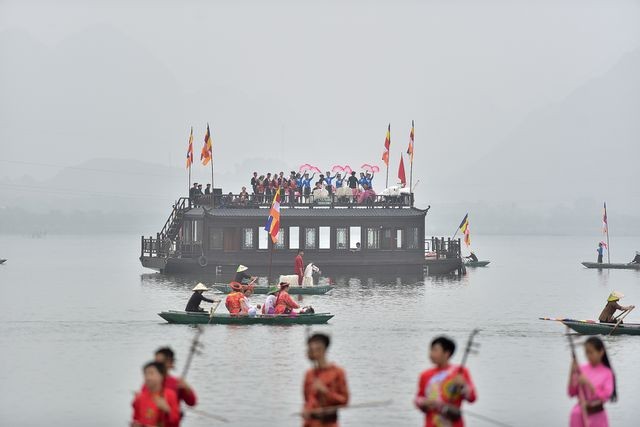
[234,264,257,285]
[185,283,214,313]
[598,291,635,324]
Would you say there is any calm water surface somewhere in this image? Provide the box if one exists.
[0,234,639,426]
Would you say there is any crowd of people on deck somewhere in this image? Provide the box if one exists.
[248,169,377,205]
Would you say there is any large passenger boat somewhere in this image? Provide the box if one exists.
[140,192,463,275]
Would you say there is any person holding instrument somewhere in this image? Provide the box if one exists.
[414,336,477,427]
[568,336,617,427]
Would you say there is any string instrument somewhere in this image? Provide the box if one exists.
[440,329,480,421]
[180,325,204,380]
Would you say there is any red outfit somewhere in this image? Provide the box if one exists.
[414,365,476,427]
[303,364,349,427]
[132,387,180,427]
[140,375,197,427]
[295,255,304,285]
[225,291,245,314]
[274,291,299,314]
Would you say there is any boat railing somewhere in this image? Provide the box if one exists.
[189,191,414,209]
[140,235,203,258]
[425,237,462,260]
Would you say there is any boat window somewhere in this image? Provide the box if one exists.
[319,227,330,249]
[258,228,269,250]
[367,228,380,249]
[336,228,347,250]
[349,226,361,250]
[305,228,317,249]
[380,228,393,250]
[194,220,203,243]
[396,229,403,249]
[241,228,254,249]
[275,228,286,249]
[210,228,224,250]
[407,227,420,249]
[182,221,193,243]
[289,226,300,249]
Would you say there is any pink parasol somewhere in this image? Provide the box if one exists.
[360,164,380,173]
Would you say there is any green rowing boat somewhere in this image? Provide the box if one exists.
[212,283,333,295]
[158,310,334,325]
[465,260,490,267]
[562,319,640,336]
[581,262,640,270]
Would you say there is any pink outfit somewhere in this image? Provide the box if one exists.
[567,363,614,427]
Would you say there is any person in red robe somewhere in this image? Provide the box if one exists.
[414,336,477,427]
[274,283,300,314]
[154,348,197,421]
[302,333,349,427]
[295,250,305,285]
[132,361,180,427]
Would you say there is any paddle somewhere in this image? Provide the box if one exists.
[567,328,589,427]
[207,299,222,325]
[609,307,634,336]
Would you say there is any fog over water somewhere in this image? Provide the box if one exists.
[1,1,639,235]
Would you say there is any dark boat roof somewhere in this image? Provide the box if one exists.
[184,206,427,219]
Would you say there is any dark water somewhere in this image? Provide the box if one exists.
[1,234,639,426]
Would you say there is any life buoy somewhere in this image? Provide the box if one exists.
[198,255,208,267]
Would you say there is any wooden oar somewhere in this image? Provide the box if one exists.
[291,399,393,417]
[609,307,634,336]
[207,299,222,325]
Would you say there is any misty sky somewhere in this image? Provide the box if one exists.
[1,0,639,231]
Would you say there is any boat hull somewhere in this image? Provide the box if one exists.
[158,310,334,325]
[563,320,640,336]
[424,258,463,275]
[581,262,640,270]
[212,284,333,295]
[465,260,490,267]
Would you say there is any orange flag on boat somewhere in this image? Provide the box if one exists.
[407,120,414,164]
[201,123,213,165]
[398,154,406,186]
[265,188,281,243]
[186,127,194,169]
[382,124,391,166]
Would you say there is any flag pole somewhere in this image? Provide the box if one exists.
[209,123,215,208]
[606,208,611,264]
[409,120,414,194]
[385,125,390,188]
[268,244,274,285]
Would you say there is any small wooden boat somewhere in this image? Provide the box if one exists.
[212,283,333,295]
[465,260,490,267]
[581,262,640,270]
[158,310,334,325]
[0,259,6,265]
[562,319,640,336]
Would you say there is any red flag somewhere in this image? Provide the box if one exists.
[382,124,391,166]
[398,154,406,186]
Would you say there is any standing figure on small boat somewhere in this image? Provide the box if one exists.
[568,337,617,427]
[234,265,256,285]
[184,283,214,313]
[598,291,634,324]
[295,250,305,286]
[596,242,605,264]
[302,333,349,427]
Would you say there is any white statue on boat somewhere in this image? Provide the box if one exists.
[278,263,321,287]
